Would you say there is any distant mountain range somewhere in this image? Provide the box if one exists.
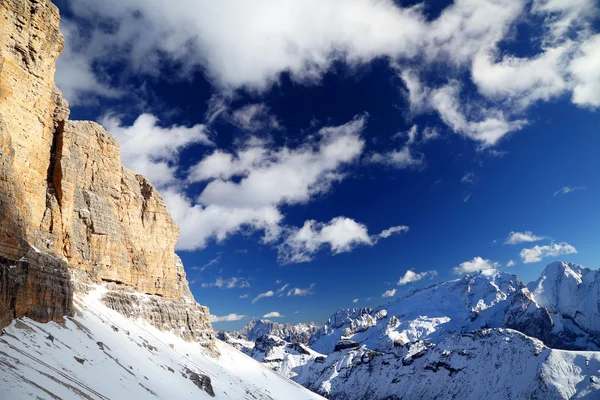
[219,262,600,399]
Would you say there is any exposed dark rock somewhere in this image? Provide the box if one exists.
[181,367,215,397]
[0,249,73,329]
[334,340,360,352]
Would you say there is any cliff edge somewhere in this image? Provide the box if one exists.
[0,0,213,345]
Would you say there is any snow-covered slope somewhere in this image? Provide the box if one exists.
[0,286,324,400]
[299,328,600,399]
[310,271,550,354]
[239,263,600,399]
[529,262,600,350]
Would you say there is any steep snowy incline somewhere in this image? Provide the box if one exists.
[529,262,600,350]
[0,287,324,400]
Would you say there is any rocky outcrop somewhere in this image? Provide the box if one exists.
[0,0,213,345]
[0,248,73,328]
[101,288,213,344]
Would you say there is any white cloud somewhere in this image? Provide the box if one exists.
[287,283,316,297]
[570,34,600,108]
[453,257,499,275]
[201,277,250,289]
[461,172,476,184]
[194,116,365,208]
[352,298,359,304]
[376,226,410,240]
[195,254,221,272]
[60,0,600,152]
[239,293,249,299]
[553,186,586,196]
[210,313,246,323]
[505,231,546,245]
[276,284,290,295]
[278,216,407,263]
[532,0,597,43]
[101,114,213,188]
[520,242,577,264]
[251,290,275,304]
[55,21,123,105]
[471,46,570,108]
[230,103,281,132]
[428,82,528,147]
[381,289,396,298]
[397,270,438,285]
[506,260,516,267]
[368,146,424,169]
[168,116,366,251]
[262,311,284,319]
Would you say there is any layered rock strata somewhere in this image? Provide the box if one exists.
[0,0,213,345]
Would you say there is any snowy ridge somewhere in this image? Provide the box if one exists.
[0,286,323,400]
[529,262,600,349]
[299,329,600,399]
[232,319,320,343]
[235,262,600,399]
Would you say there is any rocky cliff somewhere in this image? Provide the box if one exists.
[0,0,213,345]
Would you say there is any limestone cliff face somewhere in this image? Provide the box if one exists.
[0,0,213,345]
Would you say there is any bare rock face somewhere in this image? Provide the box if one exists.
[0,248,73,329]
[0,0,213,345]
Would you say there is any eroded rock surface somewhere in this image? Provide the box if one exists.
[0,0,213,345]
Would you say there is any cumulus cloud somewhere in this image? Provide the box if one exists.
[570,34,600,108]
[505,231,546,245]
[520,242,577,263]
[166,116,367,251]
[397,270,438,285]
[201,277,250,289]
[278,216,408,263]
[210,313,246,323]
[471,46,570,108]
[239,293,249,299]
[506,260,516,267]
[263,311,284,319]
[352,298,359,304]
[453,257,499,274]
[251,290,275,304]
[101,114,213,188]
[553,186,586,196]
[381,289,397,298]
[59,0,599,150]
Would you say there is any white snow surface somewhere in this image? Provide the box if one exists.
[300,329,600,399]
[0,286,324,400]
[530,261,600,347]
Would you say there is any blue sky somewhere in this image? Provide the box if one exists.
[53,0,599,329]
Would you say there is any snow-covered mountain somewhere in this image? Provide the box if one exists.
[226,319,320,344]
[233,262,600,399]
[529,262,600,350]
[0,287,324,400]
[300,328,600,399]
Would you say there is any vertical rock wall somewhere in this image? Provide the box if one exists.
[0,0,213,345]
